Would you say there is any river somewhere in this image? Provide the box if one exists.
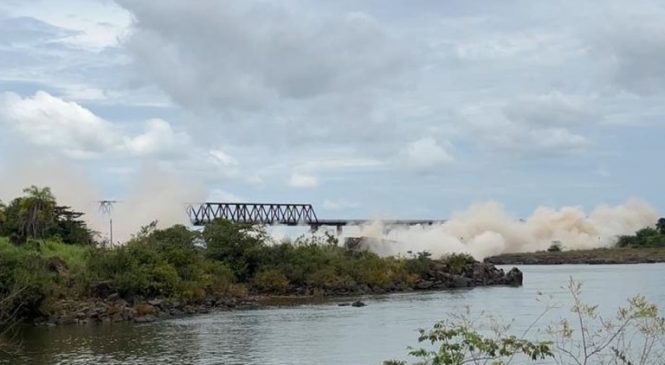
[5,264,665,365]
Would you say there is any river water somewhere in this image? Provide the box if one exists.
[5,264,665,365]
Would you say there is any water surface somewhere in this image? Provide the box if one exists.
[6,264,665,365]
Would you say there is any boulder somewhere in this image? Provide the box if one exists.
[351,300,366,307]
[416,280,434,290]
[504,267,523,286]
[134,303,157,316]
[134,315,156,323]
[89,281,115,299]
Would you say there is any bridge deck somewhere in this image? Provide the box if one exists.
[314,219,444,227]
[187,202,444,227]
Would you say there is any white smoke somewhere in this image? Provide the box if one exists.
[0,159,205,243]
[348,200,659,260]
[0,158,659,252]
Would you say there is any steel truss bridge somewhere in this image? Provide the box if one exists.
[186,202,444,231]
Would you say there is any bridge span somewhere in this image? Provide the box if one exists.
[186,202,444,233]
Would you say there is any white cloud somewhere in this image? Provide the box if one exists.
[486,128,589,155]
[503,92,596,127]
[461,92,594,156]
[208,149,239,167]
[0,91,118,158]
[288,173,318,188]
[401,137,454,170]
[117,0,409,110]
[593,3,665,95]
[322,199,359,211]
[0,91,201,160]
[124,118,190,158]
[208,188,244,202]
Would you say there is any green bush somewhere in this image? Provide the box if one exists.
[404,251,433,277]
[617,227,665,248]
[0,242,52,320]
[204,220,267,281]
[253,269,289,294]
[441,253,475,275]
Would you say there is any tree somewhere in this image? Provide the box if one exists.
[0,200,6,232]
[203,220,268,281]
[17,186,57,240]
[52,206,95,245]
[657,218,665,235]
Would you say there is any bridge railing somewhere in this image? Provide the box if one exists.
[187,202,319,226]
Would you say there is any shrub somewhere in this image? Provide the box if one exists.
[547,242,562,252]
[441,253,475,275]
[0,250,52,320]
[203,220,267,281]
[253,269,289,294]
[404,251,433,277]
[617,227,665,248]
[306,267,356,291]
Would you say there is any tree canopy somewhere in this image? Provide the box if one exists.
[0,186,94,245]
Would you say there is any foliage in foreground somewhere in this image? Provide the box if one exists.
[385,278,665,365]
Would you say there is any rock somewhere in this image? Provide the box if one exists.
[111,313,124,322]
[416,280,434,290]
[123,307,136,321]
[89,281,115,299]
[57,315,76,325]
[134,315,156,323]
[134,303,157,316]
[504,267,523,286]
[147,299,164,308]
[351,300,366,307]
[338,303,350,307]
[451,275,472,288]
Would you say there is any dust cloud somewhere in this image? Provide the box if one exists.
[0,159,204,243]
[350,200,658,259]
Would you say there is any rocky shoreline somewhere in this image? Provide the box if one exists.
[485,247,665,265]
[39,261,523,327]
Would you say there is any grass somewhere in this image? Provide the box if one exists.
[0,237,88,272]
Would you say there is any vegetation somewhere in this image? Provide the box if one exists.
[0,186,464,323]
[616,226,665,248]
[385,279,665,365]
[0,186,95,245]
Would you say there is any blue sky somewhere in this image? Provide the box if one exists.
[0,0,664,220]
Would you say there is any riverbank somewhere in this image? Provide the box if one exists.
[40,259,522,326]
[0,223,523,327]
[485,247,665,265]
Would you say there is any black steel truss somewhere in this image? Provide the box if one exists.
[187,202,319,226]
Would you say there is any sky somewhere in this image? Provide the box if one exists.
[0,0,664,221]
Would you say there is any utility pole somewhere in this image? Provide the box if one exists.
[98,200,117,246]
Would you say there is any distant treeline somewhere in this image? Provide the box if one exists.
[616,218,665,248]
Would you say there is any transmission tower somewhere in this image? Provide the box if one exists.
[98,200,118,245]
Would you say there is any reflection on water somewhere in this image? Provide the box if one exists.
[3,264,665,365]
